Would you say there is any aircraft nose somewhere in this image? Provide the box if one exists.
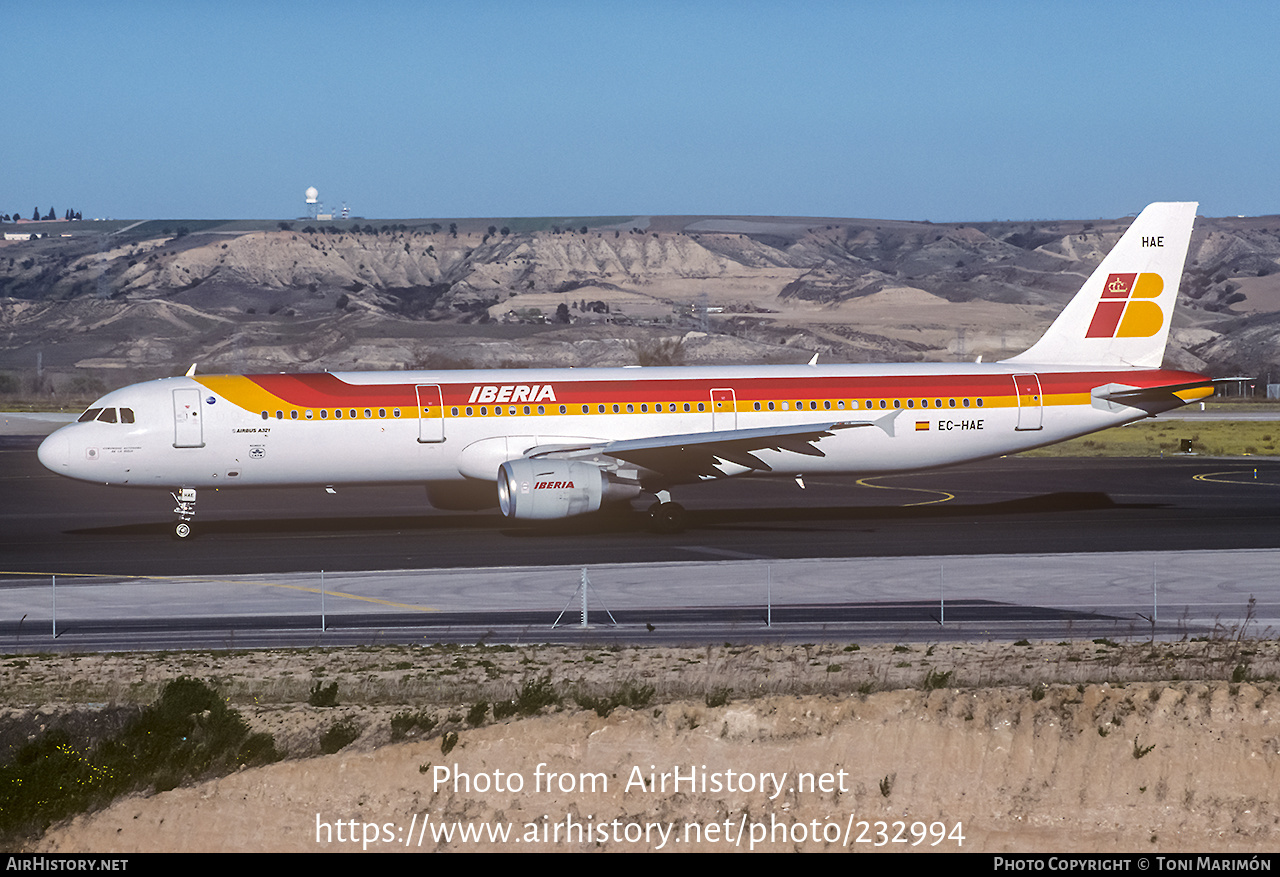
[37,431,69,472]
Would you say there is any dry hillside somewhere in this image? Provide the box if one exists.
[2,213,1279,401]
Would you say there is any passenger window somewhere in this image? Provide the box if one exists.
[466,407,473,417]
[754,402,761,411]
[334,409,343,419]
[626,404,634,413]
[683,403,691,412]
[450,407,458,416]
[305,410,314,420]
[494,406,502,416]
[768,401,776,410]
[640,404,648,413]
[949,399,956,408]
[824,401,831,410]
[781,402,789,410]
[261,411,269,420]
[976,399,984,407]
[697,403,705,412]
[612,404,620,413]
[907,399,915,408]
[963,399,970,408]
[320,410,328,419]
[394,408,401,417]
[480,406,488,416]
[523,405,531,415]
[539,405,547,415]
[291,411,299,420]
[559,405,566,414]
[581,405,588,414]
[349,409,356,419]
[893,400,901,409]
[364,409,372,419]
[78,408,102,423]
[379,408,387,418]
[276,410,283,420]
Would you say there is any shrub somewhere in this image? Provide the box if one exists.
[309,681,339,707]
[320,719,360,754]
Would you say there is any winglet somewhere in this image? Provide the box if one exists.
[185,363,197,377]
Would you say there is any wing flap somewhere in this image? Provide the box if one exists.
[527,417,890,481]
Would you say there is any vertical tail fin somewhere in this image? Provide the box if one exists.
[1003,201,1197,368]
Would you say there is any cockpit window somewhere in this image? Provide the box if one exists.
[97,408,118,423]
[120,408,135,423]
[78,408,102,423]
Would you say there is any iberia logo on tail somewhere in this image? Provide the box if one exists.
[1085,273,1164,338]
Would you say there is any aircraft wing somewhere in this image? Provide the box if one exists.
[527,412,898,481]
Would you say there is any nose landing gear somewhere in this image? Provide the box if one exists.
[171,488,197,539]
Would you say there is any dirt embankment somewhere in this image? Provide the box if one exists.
[11,640,1280,853]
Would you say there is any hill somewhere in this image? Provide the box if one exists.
[2,212,1278,400]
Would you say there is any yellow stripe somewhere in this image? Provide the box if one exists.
[855,477,955,507]
[196,375,284,413]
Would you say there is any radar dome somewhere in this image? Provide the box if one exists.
[305,187,319,204]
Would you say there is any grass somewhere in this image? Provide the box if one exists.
[1021,419,1280,457]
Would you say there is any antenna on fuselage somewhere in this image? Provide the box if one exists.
[185,363,197,377]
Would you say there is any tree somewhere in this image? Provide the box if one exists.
[32,208,39,221]
[449,223,457,237]
[555,303,571,324]
[487,225,497,237]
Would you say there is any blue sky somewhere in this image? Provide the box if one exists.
[7,1,1277,222]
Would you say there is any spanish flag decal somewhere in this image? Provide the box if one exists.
[915,421,930,431]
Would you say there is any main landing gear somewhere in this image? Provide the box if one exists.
[646,490,686,535]
[171,487,197,539]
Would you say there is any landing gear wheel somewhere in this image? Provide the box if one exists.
[647,501,687,535]
[170,488,197,541]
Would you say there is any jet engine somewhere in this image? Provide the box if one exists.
[497,459,640,520]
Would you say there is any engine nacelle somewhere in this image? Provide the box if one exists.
[497,459,639,520]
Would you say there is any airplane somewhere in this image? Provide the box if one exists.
[38,202,1215,539]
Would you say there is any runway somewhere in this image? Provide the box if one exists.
[2,426,1279,649]
[3,435,1279,575]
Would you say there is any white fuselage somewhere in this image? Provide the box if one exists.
[36,360,1206,494]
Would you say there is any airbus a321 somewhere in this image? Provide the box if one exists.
[38,202,1215,537]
